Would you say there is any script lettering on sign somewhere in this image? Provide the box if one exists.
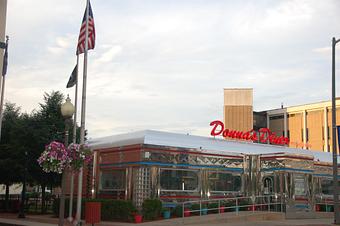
[210,120,290,145]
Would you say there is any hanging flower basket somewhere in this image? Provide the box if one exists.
[38,141,93,174]
[68,143,93,171]
[37,141,70,174]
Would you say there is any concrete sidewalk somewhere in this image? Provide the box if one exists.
[0,212,335,226]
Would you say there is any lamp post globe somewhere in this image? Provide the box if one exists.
[61,95,75,119]
[58,95,74,226]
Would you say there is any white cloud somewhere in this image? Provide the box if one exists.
[96,45,123,63]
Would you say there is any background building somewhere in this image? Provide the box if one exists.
[224,89,340,152]
[223,88,253,132]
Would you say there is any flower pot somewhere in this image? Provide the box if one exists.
[163,210,171,219]
[134,214,142,223]
[201,208,208,215]
[326,205,333,212]
[248,205,255,211]
[315,204,320,212]
[184,208,190,217]
[219,206,225,213]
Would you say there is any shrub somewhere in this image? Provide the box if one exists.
[208,203,219,213]
[191,203,201,215]
[173,205,183,217]
[142,199,162,220]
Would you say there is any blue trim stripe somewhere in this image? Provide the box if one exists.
[261,167,313,173]
[314,173,340,179]
[100,161,243,172]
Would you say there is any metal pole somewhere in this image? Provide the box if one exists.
[59,120,70,226]
[68,54,79,222]
[0,35,8,141]
[0,0,8,110]
[75,0,90,224]
[332,37,340,224]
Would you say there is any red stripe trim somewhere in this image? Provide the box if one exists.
[261,156,313,161]
[315,163,332,167]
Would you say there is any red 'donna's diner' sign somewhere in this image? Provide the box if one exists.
[210,120,290,145]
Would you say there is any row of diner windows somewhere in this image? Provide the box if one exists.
[262,175,334,196]
[100,169,241,192]
[100,169,334,196]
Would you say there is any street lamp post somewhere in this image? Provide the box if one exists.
[59,95,75,226]
[332,37,340,225]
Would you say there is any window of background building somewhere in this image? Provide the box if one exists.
[160,169,199,191]
[208,172,241,192]
[100,170,126,190]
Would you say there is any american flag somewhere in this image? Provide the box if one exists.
[77,2,95,55]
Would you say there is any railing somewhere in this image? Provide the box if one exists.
[0,194,54,213]
[181,194,284,218]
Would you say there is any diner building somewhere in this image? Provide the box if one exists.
[87,129,339,215]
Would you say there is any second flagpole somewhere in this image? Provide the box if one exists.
[68,54,79,222]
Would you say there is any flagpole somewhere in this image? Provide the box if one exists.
[75,0,90,225]
[68,54,79,222]
[0,36,8,142]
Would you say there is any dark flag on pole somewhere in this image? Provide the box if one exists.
[66,64,78,88]
[76,1,95,55]
[2,37,8,76]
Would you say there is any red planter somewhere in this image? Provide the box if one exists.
[315,204,320,212]
[85,202,101,224]
[134,214,143,223]
[248,205,256,211]
[219,206,225,213]
[184,208,191,217]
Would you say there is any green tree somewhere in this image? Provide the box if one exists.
[30,91,80,213]
[0,91,82,213]
[0,103,24,211]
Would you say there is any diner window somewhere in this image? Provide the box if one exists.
[294,175,306,196]
[160,169,198,191]
[208,172,241,192]
[321,179,333,195]
[100,170,126,190]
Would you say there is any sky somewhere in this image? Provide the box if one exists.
[3,0,340,139]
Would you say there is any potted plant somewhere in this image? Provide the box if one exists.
[184,207,191,217]
[201,204,208,215]
[162,207,171,219]
[134,211,143,224]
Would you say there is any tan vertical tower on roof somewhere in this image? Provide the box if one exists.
[223,88,253,132]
